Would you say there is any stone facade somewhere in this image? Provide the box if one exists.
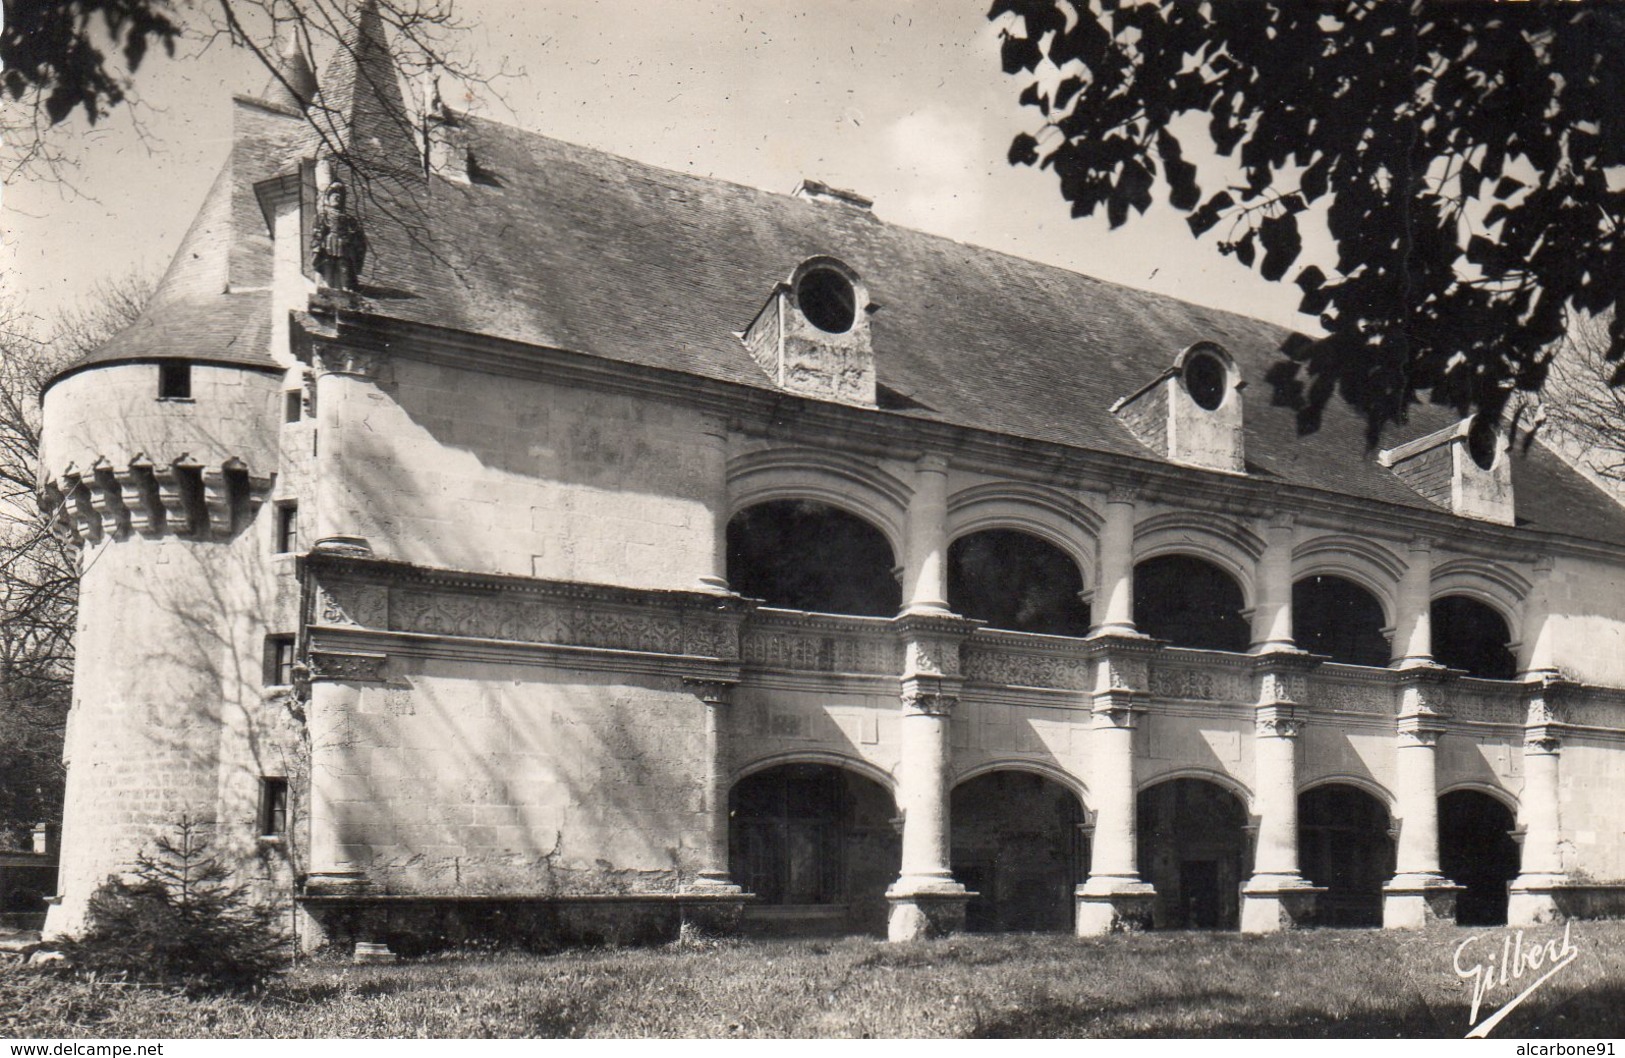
[34,7,1625,952]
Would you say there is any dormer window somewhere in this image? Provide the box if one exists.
[1112,341,1245,474]
[1379,413,1514,525]
[740,257,876,407]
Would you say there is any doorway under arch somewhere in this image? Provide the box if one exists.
[1136,777,1251,929]
[1439,789,1521,926]
[1298,783,1394,927]
[729,762,899,935]
[950,770,1086,932]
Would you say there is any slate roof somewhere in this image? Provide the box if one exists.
[340,114,1624,546]
[57,22,1625,546]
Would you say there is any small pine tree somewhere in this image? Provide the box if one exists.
[65,815,288,990]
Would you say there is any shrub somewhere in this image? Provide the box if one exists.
[62,816,287,990]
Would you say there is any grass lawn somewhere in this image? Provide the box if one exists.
[4,922,1625,1039]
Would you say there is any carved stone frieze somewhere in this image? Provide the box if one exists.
[1150,663,1248,703]
[308,649,388,682]
[1311,678,1392,715]
[963,646,1090,691]
[741,628,901,674]
[1449,687,1524,725]
[316,582,389,628]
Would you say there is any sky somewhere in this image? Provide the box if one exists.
[1,0,1310,332]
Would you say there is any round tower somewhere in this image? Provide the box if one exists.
[38,355,284,936]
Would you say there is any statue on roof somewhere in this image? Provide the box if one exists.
[311,179,367,292]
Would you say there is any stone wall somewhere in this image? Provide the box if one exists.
[318,357,717,589]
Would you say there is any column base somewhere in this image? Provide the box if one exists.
[1074,877,1156,934]
[303,868,369,896]
[353,940,397,964]
[677,885,751,940]
[1508,874,1570,926]
[1382,874,1463,929]
[886,882,971,941]
[1240,876,1325,933]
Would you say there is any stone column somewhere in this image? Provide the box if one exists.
[1518,555,1558,677]
[1383,669,1461,927]
[1250,513,1296,652]
[310,343,388,554]
[695,417,731,592]
[682,679,741,892]
[1240,652,1324,932]
[1392,536,1434,667]
[303,648,387,894]
[1509,677,1572,925]
[902,454,951,615]
[1075,634,1157,933]
[887,613,977,940]
[1094,487,1139,636]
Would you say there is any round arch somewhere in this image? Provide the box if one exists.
[1134,553,1250,653]
[728,759,900,935]
[1136,766,1253,812]
[1439,788,1521,926]
[1136,775,1253,930]
[1298,773,1395,810]
[732,751,897,796]
[727,448,910,560]
[1292,573,1392,667]
[1431,594,1518,680]
[727,499,900,617]
[1133,512,1264,611]
[1438,779,1519,814]
[1430,558,1529,633]
[1298,781,1394,927]
[1292,535,1404,629]
[946,482,1101,593]
[956,758,1091,809]
[951,768,1088,932]
[948,528,1091,636]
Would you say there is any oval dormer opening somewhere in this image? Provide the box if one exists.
[1184,350,1227,411]
[1467,414,1499,471]
[796,267,857,334]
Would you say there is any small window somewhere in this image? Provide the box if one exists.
[158,361,193,400]
[274,502,299,553]
[1184,352,1227,411]
[259,778,289,838]
[284,390,303,423]
[264,634,296,686]
[796,268,857,334]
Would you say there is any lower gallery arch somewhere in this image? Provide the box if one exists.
[1439,789,1521,926]
[728,762,898,936]
[1298,783,1394,927]
[950,770,1086,932]
[1136,777,1251,930]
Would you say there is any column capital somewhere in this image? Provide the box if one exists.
[1091,695,1144,728]
[1254,706,1303,739]
[1267,511,1297,532]
[311,342,389,381]
[900,688,958,717]
[681,677,737,706]
[1406,535,1435,555]
[915,452,949,474]
[1395,725,1443,748]
[1105,484,1140,506]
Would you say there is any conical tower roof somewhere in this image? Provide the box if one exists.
[309,0,420,180]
